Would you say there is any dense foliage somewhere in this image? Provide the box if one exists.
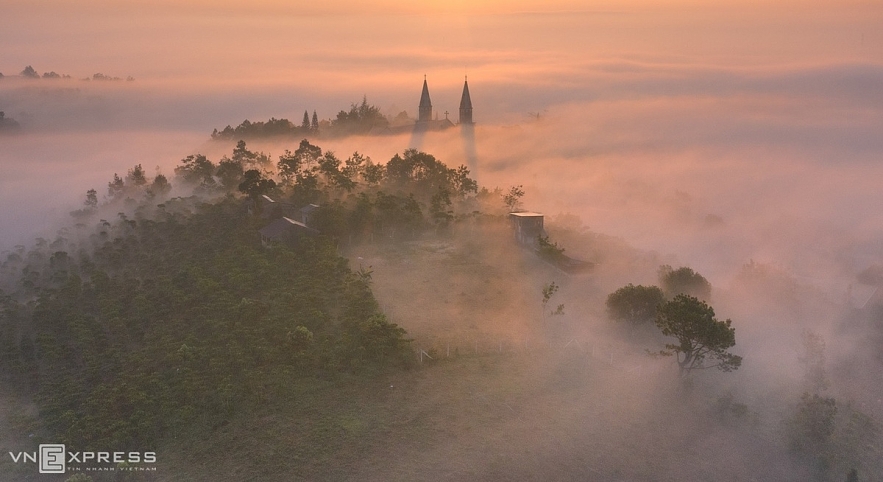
[605,284,665,325]
[658,264,712,301]
[654,294,742,377]
[0,137,542,456]
[329,97,389,135]
[177,139,485,242]
[211,118,308,140]
[211,98,397,140]
[0,194,412,451]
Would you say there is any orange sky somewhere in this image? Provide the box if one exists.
[3,1,880,86]
[1,0,883,278]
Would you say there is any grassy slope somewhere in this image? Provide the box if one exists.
[152,225,811,481]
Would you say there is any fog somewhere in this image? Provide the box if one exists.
[3,1,883,479]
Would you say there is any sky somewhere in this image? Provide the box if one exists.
[2,0,883,291]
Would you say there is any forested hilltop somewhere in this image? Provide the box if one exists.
[0,138,505,478]
[4,137,878,481]
[210,97,410,140]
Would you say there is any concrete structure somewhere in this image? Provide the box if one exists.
[509,212,546,246]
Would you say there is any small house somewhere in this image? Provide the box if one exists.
[247,195,296,219]
[300,204,320,227]
[259,217,319,247]
[509,212,546,246]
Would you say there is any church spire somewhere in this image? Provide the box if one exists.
[459,76,473,125]
[418,76,432,123]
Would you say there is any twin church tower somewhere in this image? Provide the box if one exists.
[416,76,473,128]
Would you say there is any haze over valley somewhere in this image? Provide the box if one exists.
[2,1,883,480]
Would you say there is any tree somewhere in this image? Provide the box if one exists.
[350,314,410,366]
[658,265,712,301]
[281,140,325,200]
[541,282,564,323]
[232,140,268,169]
[238,169,277,205]
[216,158,244,191]
[294,139,323,167]
[278,140,323,185]
[787,392,837,456]
[318,152,356,191]
[348,193,374,240]
[385,150,450,192]
[384,149,474,201]
[503,185,524,212]
[654,294,741,377]
[451,165,478,197]
[606,284,665,325]
[20,65,39,78]
[107,173,125,198]
[277,150,299,185]
[126,164,147,186]
[363,160,385,185]
[175,154,216,188]
[342,151,368,182]
[149,174,172,197]
[311,111,319,131]
[330,96,389,135]
[374,192,423,239]
[84,189,98,209]
[537,235,566,263]
[429,188,454,228]
[302,110,310,130]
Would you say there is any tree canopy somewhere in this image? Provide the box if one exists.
[211,118,307,140]
[658,265,712,301]
[606,284,665,325]
[0,195,412,450]
[20,65,39,78]
[330,96,389,135]
[654,294,741,377]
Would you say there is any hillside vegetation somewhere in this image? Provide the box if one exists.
[2,137,882,481]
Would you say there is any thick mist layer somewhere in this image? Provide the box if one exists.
[3,58,883,286]
[2,4,883,478]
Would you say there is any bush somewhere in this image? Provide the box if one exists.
[606,284,664,325]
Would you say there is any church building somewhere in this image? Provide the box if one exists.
[413,76,473,131]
